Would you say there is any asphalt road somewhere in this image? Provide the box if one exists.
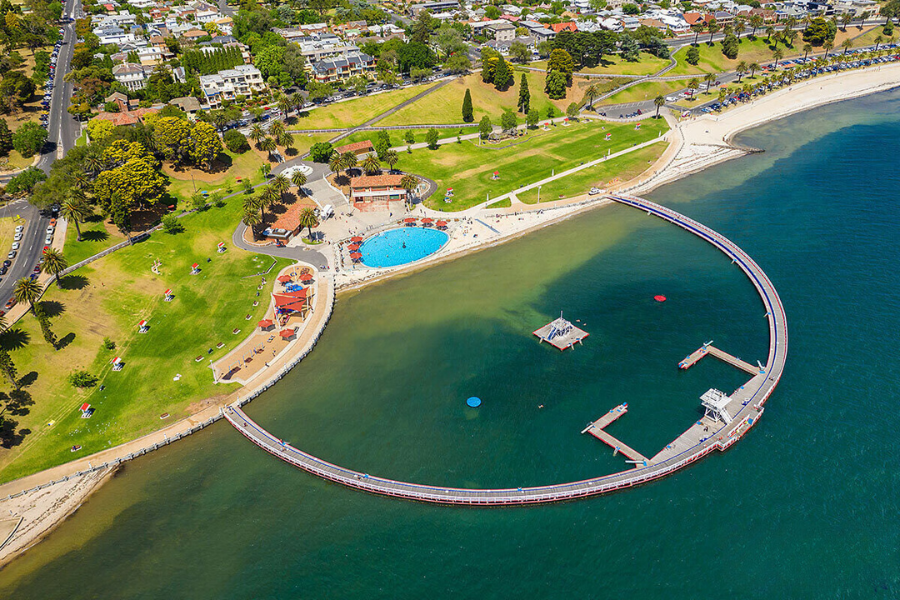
[0,0,80,307]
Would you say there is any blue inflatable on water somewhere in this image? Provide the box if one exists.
[466,397,482,408]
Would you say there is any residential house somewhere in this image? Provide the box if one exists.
[550,21,578,33]
[199,64,266,108]
[310,53,376,84]
[113,62,152,90]
[485,20,517,42]
[334,140,374,156]
[409,1,459,16]
[168,96,202,117]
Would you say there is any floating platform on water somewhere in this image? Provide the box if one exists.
[533,313,588,351]
[679,342,761,376]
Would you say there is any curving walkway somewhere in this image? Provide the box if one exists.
[225,193,787,504]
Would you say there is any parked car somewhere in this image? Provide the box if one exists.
[589,188,601,195]
[11,242,19,250]
[4,298,15,309]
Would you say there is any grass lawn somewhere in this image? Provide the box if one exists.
[294,84,436,130]
[63,213,126,266]
[0,216,19,254]
[0,149,36,172]
[165,148,267,202]
[379,72,597,127]
[517,142,667,204]
[0,197,291,483]
[599,79,692,105]
[849,25,892,49]
[531,52,670,76]
[670,37,784,76]
[406,118,668,211]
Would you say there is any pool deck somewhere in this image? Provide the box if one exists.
[225,193,787,505]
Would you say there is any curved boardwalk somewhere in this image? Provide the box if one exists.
[225,194,788,505]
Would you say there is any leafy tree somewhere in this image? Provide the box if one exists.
[517,74,530,113]
[224,129,250,153]
[86,119,115,142]
[69,370,98,388]
[425,128,439,150]
[253,45,285,79]
[397,42,436,73]
[510,41,531,64]
[566,103,579,119]
[12,122,47,157]
[479,115,492,140]
[546,105,557,119]
[526,108,540,128]
[0,120,11,156]
[493,57,511,91]
[722,32,740,59]
[500,111,517,132]
[547,48,574,86]
[373,130,391,159]
[545,70,568,100]
[6,167,46,195]
[0,71,35,114]
[161,213,183,234]
[461,88,473,123]
[444,53,471,74]
[404,130,415,145]
[309,141,334,163]
[0,349,19,390]
[154,116,192,163]
[803,17,836,45]
[94,157,167,215]
[189,121,222,170]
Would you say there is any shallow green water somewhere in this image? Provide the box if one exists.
[2,90,900,598]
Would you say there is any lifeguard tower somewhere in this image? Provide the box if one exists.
[700,388,733,424]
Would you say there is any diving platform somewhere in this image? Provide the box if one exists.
[679,341,761,375]
[582,404,649,467]
[533,312,588,351]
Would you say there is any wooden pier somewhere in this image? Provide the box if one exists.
[679,343,760,375]
[224,194,787,506]
[582,404,649,466]
[533,313,588,351]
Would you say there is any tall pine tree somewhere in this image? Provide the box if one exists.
[517,74,530,114]
[461,88,474,123]
[493,58,511,91]
[0,120,12,156]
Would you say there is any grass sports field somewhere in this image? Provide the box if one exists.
[404,118,668,211]
[0,197,290,483]
[516,142,667,203]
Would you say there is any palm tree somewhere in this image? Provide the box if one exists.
[784,16,797,32]
[260,137,277,159]
[822,41,833,59]
[278,96,292,117]
[733,17,744,37]
[72,171,90,191]
[383,149,399,172]
[653,95,665,118]
[691,22,705,46]
[328,153,343,176]
[271,173,290,201]
[60,198,92,242]
[703,72,716,93]
[400,174,418,208]
[291,170,308,193]
[278,131,295,152]
[242,209,262,241]
[13,277,41,314]
[802,43,813,61]
[841,12,853,31]
[297,207,318,239]
[842,39,852,55]
[735,60,748,82]
[40,248,68,287]
[772,48,784,70]
[784,29,797,47]
[212,111,228,132]
[84,153,104,176]
[688,77,700,99]
[341,151,358,178]
[584,82,602,109]
[269,120,286,139]
[749,15,763,37]
[748,62,760,78]
[707,20,720,45]
[250,123,266,147]
[765,26,775,44]
[361,154,381,175]
[874,35,884,51]
[291,92,304,114]
[259,186,278,218]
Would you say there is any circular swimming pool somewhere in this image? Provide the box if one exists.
[360,227,449,268]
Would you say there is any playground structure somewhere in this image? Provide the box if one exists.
[211,264,321,385]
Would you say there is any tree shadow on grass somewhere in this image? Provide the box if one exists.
[81,229,109,242]
[285,147,298,157]
[0,419,27,448]
[40,300,65,318]
[59,274,88,290]
[3,389,34,415]
[16,372,37,389]
[83,213,105,224]
[56,332,75,350]
[0,328,30,351]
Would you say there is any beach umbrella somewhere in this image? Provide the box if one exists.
[347,243,360,251]
[421,217,434,225]
[299,273,313,282]
[350,236,363,242]
[277,274,292,283]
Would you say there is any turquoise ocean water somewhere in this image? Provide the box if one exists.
[1,90,900,598]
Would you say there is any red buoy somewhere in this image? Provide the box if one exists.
[654,295,667,302]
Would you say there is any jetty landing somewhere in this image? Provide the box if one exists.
[679,343,760,376]
[582,405,648,466]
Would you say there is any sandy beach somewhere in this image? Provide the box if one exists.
[2,62,899,568]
